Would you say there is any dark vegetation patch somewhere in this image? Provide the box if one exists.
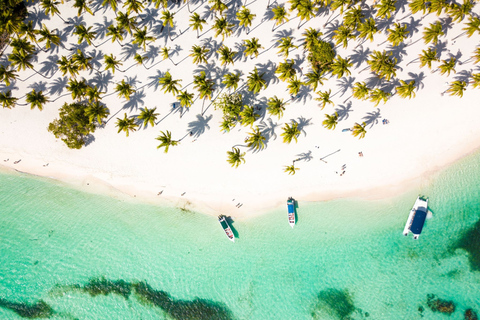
[78,277,132,299]
[426,294,456,315]
[455,219,480,271]
[0,298,53,319]
[312,288,357,320]
[465,309,478,320]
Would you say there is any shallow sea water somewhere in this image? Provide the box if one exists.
[1,151,480,320]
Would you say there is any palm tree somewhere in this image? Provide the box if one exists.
[470,73,480,88]
[358,18,378,43]
[246,67,267,94]
[115,79,135,100]
[0,91,18,109]
[66,78,88,100]
[25,89,49,110]
[86,86,103,103]
[271,4,289,31]
[409,0,429,14]
[369,88,391,106]
[438,58,456,76]
[116,113,138,136]
[375,0,396,19]
[57,56,80,77]
[387,23,409,46]
[396,80,416,99]
[367,50,397,81]
[209,0,228,15]
[330,56,352,78]
[304,70,325,91]
[72,49,93,71]
[239,105,259,127]
[419,48,439,69]
[227,147,245,168]
[159,71,182,96]
[177,90,194,107]
[8,51,34,71]
[212,16,234,40]
[352,122,367,139]
[243,38,263,59]
[10,38,35,56]
[276,60,296,81]
[237,6,256,34]
[123,0,144,15]
[281,121,301,144]
[267,96,287,119]
[217,45,237,66]
[302,27,322,51]
[41,0,68,23]
[448,0,474,23]
[429,0,447,16]
[462,15,480,38]
[74,24,97,46]
[284,164,299,175]
[189,12,207,38]
[277,37,297,59]
[447,80,467,97]
[193,71,215,101]
[116,11,138,35]
[73,0,93,16]
[36,24,61,50]
[287,76,304,96]
[85,101,109,124]
[0,65,17,87]
[137,107,159,127]
[246,127,266,151]
[322,112,338,130]
[333,25,355,49]
[160,10,175,41]
[132,27,155,50]
[190,45,209,64]
[156,130,179,153]
[315,89,333,109]
[296,0,316,29]
[106,25,125,45]
[222,72,241,91]
[343,5,363,29]
[104,54,123,74]
[352,82,370,100]
[423,21,444,44]
[102,0,119,12]
[160,47,171,60]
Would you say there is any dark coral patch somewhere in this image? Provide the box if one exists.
[0,299,53,319]
[456,219,480,271]
[312,288,356,319]
[81,277,132,299]
[426,294,456,315]
[465,309,478,320]
[132,281,234,320]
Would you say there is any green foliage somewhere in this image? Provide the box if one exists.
[0,0,27,36]
[306,38,336,74]
[214,93,243,127]
[48,102,104,149]
[322,112,338,130]
[227,147,245,168]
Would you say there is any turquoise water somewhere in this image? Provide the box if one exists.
[1,152,480,319]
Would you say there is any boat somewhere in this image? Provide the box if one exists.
[287,197,296,228]
[403,196,429,239]
[218,215,235,242]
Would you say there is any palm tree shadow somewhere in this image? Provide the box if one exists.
[405,16,422,36]
[25,7,49,28]
[295,85,313,103]
[233,41,247,62]
[87,48,104,71]
[28,81,48,92]
[138,8,160,30]
[90,71,113,92]
[323,20,339,39]
[439,16,453,36]
[201,37,221,60]
[407,71,425,90]
[195,63,227,82]
[93,16,112,40]
[295,150,313,162]
[362,110,382,129]
[257,118,278,141]
[247,7,274,34]
[454,69,472,82]
[123,89,146,111]
[147,70,164,91]
[335,101,353,121]
[65,16,85,33]
[39,55,59,77]
[386,43,408,63]
[292,116,312,136]
[377,16,395,33]
[255,60,278,87]
[48,76,68,96]
[121,43,141,60]
[334,76,355,97]
[350,45,371,69]
[225,216,239,239]
[187,114,212,138]
[433,40,449,58]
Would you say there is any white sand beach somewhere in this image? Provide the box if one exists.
[1,0,480,218]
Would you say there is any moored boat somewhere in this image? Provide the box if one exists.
[287,197,295,228]
[403,196,429,239]
[218,215,235,242]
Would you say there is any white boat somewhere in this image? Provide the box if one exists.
[287,198,295,228]
[403,196,429,239]
[218,215,235,242]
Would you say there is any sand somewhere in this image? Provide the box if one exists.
[1,0,480,218]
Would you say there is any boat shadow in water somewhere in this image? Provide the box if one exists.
[294,201,300,224]
[225,216,240,239]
